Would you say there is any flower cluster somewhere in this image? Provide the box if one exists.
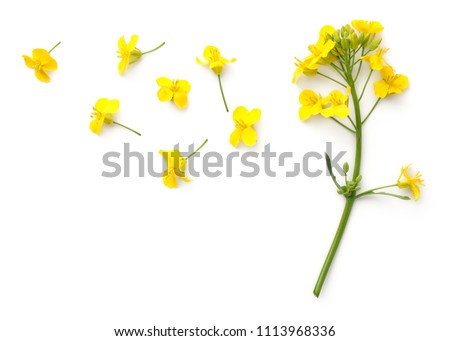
[292,20,424,298]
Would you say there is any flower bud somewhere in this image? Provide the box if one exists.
[129,48,143,64]
[343,162,350,174]
[369,37,382,51]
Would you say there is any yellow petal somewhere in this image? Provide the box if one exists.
[196,57,207,65]
[374,80,389,98]
[203,46,220,62]
[241,127,257,146]
[391,75,409,93]
[32,49,51,64]
[380,66,394,80]
[242,108,261,126]
[118,56,129,75]
[43,56,58,71]
[156,77,173,88]
[163,170,178,188]
[127,35,139,51]
[118,35,127,49]
[232,106,249,125]
[95,98,120,114]
[176,80,191,93]
[410,184,420,201]
[22,55,35,68]
[35,69,50,82]
[209,61,224,75]
[229,128,242,147]
[90,117,104,134]
[173,91,188,109]
[157,87,174,102]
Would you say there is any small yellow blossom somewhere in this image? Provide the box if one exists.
[230,106,261,147]
[292,56,319,83]
[308,39,335,65]
[397,164,425,201]
[322,90,350,118]
[117,35,141,75]
[298,90,324,121]
[22,48,58,82]
[196,46,236,75]
[159,150,191,188]
[351,20,384,34]
[374,66,409,98]
[90,98,120,134]
[360,47,389,70]
[156,77,191,109]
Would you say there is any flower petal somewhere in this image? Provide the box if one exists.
[163,170,178,188]
[176,80,191,93]
[232,106,249,125]
[32,49,51,64]
[203,46,220,62]
[22,55,35,68]
[243,108,261,126]
[241,127,257,146]
[374,80,389,98]
[173,91,188,109]
[43,55,58,71]
[229,128,242,147]
[95,98,120,114]
[90,117,104,134]
[156,77,173,88]
[127,35,139,50]
[34,69,50,82]
[118,56,129,75]
[157,87,174,102]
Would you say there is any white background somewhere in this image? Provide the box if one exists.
[0,0,449,340]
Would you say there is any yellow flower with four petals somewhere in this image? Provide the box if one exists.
[156,77,191,109]
[360,47,389,71]
[22,42,60,82]
[374,66,409,98]
[230,106,261,147]
[351,20,384,34]
[159,150,191,188]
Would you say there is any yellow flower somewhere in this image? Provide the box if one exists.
[159,150,191,188]
[117,35,141,75]
[196,46,236,75]
[22,48,58,82]
[230,106,261,147]
[360,47,389,70]
[397,164,425,201]
[90,98,120,134]
[308,39,335,65]
[374,66,409,98]
[292,56,319,83]
[156,77,191,109]
[351,20,384,34]
[321,90,350,118]
[298,90,324,121]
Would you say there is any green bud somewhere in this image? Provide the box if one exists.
[355,175,362,183]
[341,38,350,50]
[343,162,350,174]
[351,33,359,50]
[354,186,361,191]
[369,37,382,51]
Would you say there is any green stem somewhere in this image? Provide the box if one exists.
[314,197,355,297]
[330,63,348,82]
[355,184,397,198]
[314,62,363,298]
[186,139,208,160]
[330,117,355,133]
[141,42,165,55]
[362,98,381,125]
[317,72,347,87]
[353,48,364,81]
[48,41,61,54]
[218,74,229,112]
[113,121,141,136]
[347,116,356,129]
[359,69,373,101]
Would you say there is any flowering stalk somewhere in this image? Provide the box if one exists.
[218,74,229,112]
[293,21,422,297]
[112,121,141,136]
[48,41,61,54]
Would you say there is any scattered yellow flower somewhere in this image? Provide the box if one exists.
[397,164,425,201]
[159,150,191,188]
[196,45,236,75]
[117,35,140,75]
[117,35,165,75]
[298,90,324,121]
[230,106,261,147]
[156,77,191,109]
[374,66,409,98]
[90,98,119,134]
[90,98,140,136]
[322,90,350,118]
[360,47,389,70]
[351,20,384,34]
[22,42,60,82]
